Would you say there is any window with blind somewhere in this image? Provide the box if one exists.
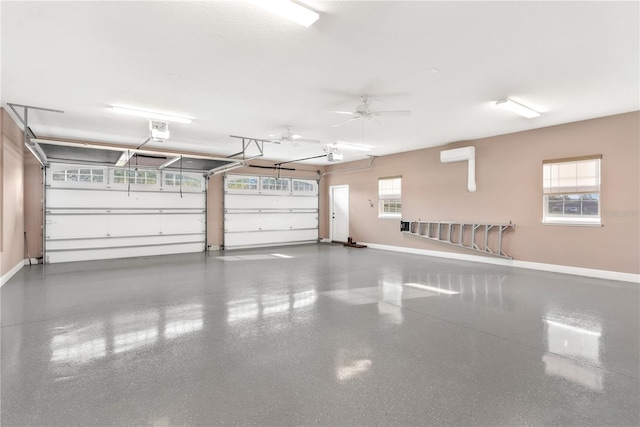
[379,176,402,218]
[543,156,601,225]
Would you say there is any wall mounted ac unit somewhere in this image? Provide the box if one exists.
[440,146,475,163]
[440,146,476,192]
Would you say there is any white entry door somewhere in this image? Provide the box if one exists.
[330,185,349,242]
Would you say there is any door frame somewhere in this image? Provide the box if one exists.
[329,184,349,242]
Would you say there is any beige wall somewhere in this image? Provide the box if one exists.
[323,112,640,275]
[1,108,25,276]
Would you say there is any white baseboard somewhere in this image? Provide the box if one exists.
[0,259,26,288]
[319,238,332,243]
[361,242,640,284]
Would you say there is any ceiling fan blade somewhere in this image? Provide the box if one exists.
[266,139,283,144]
[332,117,360,127]
[377,110,412,116]
[329,110,356,115]
[296,138,322,144]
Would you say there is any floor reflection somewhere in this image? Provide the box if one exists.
[335,349,372,382]
[226,290,318,324]
[322,274,504,307]
[543,314,603,390]
[113,310,159,354]
[164,304,203,339]
[50,303,206,365]
[50,322,106,364]
[414,273,508,308]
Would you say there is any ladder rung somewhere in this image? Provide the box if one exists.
[402,220,515,259]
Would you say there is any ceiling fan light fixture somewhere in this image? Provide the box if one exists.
[495,98,540,119]
[247,0,319,28]
[112,106,193,124]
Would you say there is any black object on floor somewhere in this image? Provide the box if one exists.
[344,237,367,248]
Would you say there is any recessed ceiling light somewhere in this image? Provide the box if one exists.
[247,0,319,28]
[112,106,193,124]
[495,98,540,119]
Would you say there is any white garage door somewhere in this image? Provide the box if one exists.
[45,164,206,263]
[223,174,318,249]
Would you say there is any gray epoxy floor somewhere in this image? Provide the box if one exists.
[1,244,639,426]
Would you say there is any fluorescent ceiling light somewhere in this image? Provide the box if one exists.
[158,156,181,170]
[495,98,540,118]
[115,151,134,167]
[333,141,374,152]
[248,0,319,28]
[112,106,193,124]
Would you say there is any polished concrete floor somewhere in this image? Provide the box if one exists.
[1,244,639,426]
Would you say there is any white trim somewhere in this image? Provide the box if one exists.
[361,242,640,284]
[0,259,26,288]
[541,222,603,227]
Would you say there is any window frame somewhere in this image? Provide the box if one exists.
[260,176,291,194]
[163,172,203,189]
[291,179,318,196]
[378,176,402,219]
[225,174,260,193]
[49,165,107,188]
[542,156,602,226]
[111,168,160,188]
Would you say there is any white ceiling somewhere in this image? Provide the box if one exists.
[2,1,638,165]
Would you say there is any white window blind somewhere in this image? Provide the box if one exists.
[542,156,602,225]
[543,157,601,194]
[379,177,402,198]
[379,176,402,218]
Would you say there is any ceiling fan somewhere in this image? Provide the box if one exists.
[329,96,411,127]
[268,127,321,146]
